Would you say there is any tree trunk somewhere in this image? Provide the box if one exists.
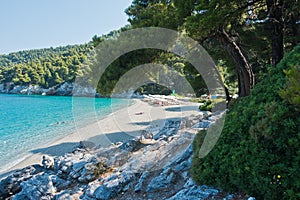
[266,0,284,66]
[218,29,255,97]
[224,85,231,103]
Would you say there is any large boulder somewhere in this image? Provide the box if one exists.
[119,139,140,152]
[42,155,55,169]
[140,130,153,140]
[167,178,219,200]
[134,171,149,192]
[13,173,56,200]
[93,171,134,200]
[0,165,41,199]
[146,168,175,193]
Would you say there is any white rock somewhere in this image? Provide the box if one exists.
[13,173,56,200]
[42,155,54,169]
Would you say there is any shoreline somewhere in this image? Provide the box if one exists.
[0,98,138,177]
[0,96,240,200]
[0,97,200,178]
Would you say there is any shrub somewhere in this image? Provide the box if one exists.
[191,45,300,199]
[199,98,226,111]
[279,45,300,110]
[199,99,213,111]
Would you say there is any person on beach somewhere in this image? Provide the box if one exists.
[135,111,144,115]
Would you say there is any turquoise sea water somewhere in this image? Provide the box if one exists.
[0,94,129,172]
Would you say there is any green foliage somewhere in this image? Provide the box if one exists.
[199,98,226,111]
[93,161,110,179]
[135,83,172,95]
[279,45,300,110]
[192,130,207,164]
[126,0,180,29]
[0,44,93,88]
[174,0,299,95]
[216,60,238,94]
[91,31,208,96]
[1,26,209,96]
[92,45,167,96]
[199,99,213,111]
[191,46,300,199]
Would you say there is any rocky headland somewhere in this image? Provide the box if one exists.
[0,82,96,96]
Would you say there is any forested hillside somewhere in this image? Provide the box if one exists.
[0,28,210,96]
[1,0,298,98]
[0,44,94,89]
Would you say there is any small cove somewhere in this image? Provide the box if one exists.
[0,94,130,172]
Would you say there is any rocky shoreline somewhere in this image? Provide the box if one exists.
[0,82,96,97]
[0,102,255,200]
[0,82,143,98]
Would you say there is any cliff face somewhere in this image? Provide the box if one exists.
[0,82,96,97]
[0,111,250,200]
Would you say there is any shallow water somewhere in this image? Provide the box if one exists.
[0,94,129,171]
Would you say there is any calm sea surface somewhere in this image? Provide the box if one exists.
[0,94,129,172]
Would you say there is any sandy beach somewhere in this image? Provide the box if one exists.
[1,97,199,177]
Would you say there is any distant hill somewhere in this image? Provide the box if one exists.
[0,27,208,97]
[0,43,94,89]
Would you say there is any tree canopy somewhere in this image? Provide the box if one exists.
[125,0,299,96]
[0,44,93,88]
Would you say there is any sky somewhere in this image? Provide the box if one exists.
[0,0,133,54]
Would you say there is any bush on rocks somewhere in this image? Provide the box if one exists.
[191,45,300,199]
[199,98,225,112]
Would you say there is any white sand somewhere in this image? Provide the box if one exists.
[1,98,199,176]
